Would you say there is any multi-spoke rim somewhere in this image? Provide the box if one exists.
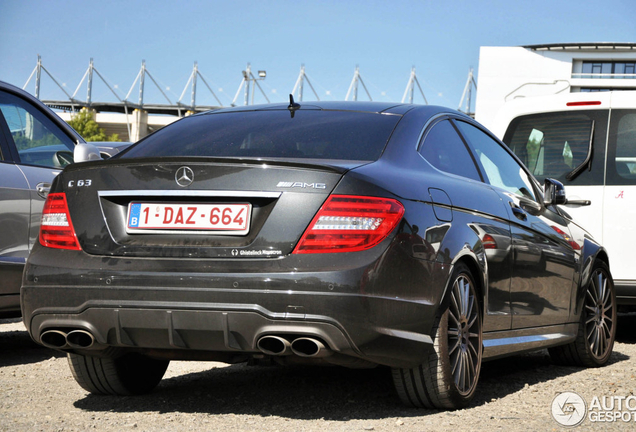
[447,274,481,395]
[584,268,615,359]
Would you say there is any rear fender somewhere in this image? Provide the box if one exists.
[435,225,487,321]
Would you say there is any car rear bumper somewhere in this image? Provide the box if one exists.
[22,290,435,368]
[21,246,447,368]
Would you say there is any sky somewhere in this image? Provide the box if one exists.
[1,0,635,112]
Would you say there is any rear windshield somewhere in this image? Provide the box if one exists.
[122,109,401,161]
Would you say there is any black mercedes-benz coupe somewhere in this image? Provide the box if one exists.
[21,100,616,409]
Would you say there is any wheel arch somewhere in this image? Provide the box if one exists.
[438,250,486,319]
[575,239,612,316]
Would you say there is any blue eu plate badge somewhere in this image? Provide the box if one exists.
[128,203,141,228]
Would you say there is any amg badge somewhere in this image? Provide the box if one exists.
[277,181,326,189]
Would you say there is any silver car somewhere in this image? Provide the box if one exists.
[0,80,129,317]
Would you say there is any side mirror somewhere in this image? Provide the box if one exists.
[543,178,592,207]
[74,142,102,163]
[544,178,567,206]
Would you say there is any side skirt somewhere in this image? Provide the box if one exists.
[482,323,578,361]
[615,280,636,305]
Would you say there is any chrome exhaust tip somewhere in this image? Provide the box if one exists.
[40,330,68,349]
[290,337,332,358]
[66,330,95,349]
[257,335,292,356]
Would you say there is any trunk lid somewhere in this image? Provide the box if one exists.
[61,157,365,258]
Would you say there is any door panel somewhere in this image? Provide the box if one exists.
[604,109,636,283]
[453,119,577,330]
[469,217,513,331]
[500,193,576,328]
[603,185,635,283]
[0,163,30,296]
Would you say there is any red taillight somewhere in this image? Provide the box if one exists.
[293,195,405,254]
[482,234,497,250]
[39,193,81,250]
[566,101,601,107]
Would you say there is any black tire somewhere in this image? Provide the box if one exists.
[549,260,616,367]
[67,352,169,395]
[392,262,483,410]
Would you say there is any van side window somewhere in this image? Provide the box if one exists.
[607,110,636,185]
[502,111,607,186]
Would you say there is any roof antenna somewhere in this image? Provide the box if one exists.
[288,94,301,118]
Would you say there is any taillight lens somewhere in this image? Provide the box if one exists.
[293,195,405,254]
[39,193,81,250]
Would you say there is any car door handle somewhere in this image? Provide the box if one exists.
[36,182,51,199]
[509,201,527,221]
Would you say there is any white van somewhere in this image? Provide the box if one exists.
[490,91,636,305]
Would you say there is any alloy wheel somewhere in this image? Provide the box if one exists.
[447,274,481,395]
[585,268,615,360]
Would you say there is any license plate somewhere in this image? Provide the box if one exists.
[126,202,251,235]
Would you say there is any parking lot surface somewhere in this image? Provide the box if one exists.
[2,315,635,431]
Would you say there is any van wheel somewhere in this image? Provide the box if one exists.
[68,352,169,395]
[392,262,482,409]
[549,261,616,367]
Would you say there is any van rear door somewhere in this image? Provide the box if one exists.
[602,92,636,290]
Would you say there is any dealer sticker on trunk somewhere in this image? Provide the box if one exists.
[126,202,251,235]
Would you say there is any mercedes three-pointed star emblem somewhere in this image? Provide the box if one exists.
[175,166,194,187]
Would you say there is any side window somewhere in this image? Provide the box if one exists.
[502,110,607,186]
[607,110,636,185]
[455,120,537,201]
[418,119,481,182]
[0,92,74,168]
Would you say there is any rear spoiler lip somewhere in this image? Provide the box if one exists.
[62,156,373,175]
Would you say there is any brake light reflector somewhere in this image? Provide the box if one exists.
[566,101,601,107]
[293,195,404,254]
[39,193,81,250]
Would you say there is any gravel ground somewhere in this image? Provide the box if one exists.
[1,314,635,431]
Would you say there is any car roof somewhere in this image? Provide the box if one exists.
[203,101,460,118]
[0,80,49,107]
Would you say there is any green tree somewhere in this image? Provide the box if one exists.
[67,109,120,142]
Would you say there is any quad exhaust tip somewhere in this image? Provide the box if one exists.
[66,330,95,349]
[40,329,97,350]
[290,337,332,358]
[40,330,68,349]
[257,335,332,358]
[257,335,292,356]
